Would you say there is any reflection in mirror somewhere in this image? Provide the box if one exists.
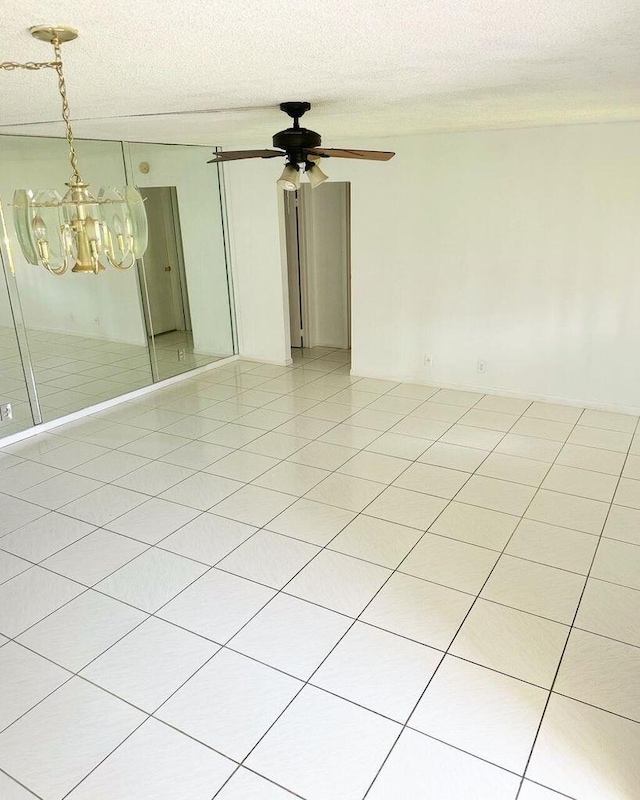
[0,233,35,437]
[127,143,235,382]
[0,135,154,423]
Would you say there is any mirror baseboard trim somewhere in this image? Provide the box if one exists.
[0,353,240,448]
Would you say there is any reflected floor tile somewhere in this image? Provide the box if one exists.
[246,685,400,800]
[313,622,442,722]
[527,693,640,800]
[230,593,351,679]
[157,649,301,761]
[81,617,218,713]
[367,728,520,800]
[555,629,640,722]
[18,590,145,672]
[0,677,145,800]
[66,718,234,800]
[361,572,473,650]
[409,655,548,772]
[0,642,70,731]
[451,599,569,688]
[285,549,390,617]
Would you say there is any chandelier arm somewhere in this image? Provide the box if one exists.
[41,256,68,276]
[104,251,136,271]
[50,37,82,185]
[0,61,60,71]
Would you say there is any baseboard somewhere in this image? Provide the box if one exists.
[349,367,640,418]
[239,354,293,367]
[0,354,240,447]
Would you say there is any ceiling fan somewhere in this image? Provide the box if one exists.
[207,101,395,190]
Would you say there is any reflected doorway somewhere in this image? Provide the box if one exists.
[139,186,192,338]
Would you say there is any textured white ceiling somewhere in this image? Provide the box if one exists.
[1,1,640,146]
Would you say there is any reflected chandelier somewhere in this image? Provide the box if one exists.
[0,26,148,275]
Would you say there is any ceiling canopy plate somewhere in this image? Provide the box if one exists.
[29,26,79,44]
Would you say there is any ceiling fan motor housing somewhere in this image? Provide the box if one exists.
[273,126,322,163]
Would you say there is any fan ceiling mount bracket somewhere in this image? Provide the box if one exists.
[279,101,311,123]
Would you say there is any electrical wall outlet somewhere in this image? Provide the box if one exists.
[177,348,186,362]
[477,360,487,374]
[424,354,434,367]
[0,403,13,421]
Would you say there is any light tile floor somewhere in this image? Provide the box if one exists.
[0,345,638,799]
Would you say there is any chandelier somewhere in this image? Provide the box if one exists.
[1,26,148,275]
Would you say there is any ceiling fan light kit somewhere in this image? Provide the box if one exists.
[208,101,395,190]
[1,26,148,275]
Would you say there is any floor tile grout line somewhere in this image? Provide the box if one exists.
[0,766,44,799]
[360,405,589,798]
[2,354,639,798]
[512,411,640,798]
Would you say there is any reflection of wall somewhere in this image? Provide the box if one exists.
[0,136,148,345]
[126,143,234,357]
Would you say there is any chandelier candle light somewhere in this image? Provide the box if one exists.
[1,26,148,275]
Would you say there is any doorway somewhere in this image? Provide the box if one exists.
[139,186,192,338]
[284,182,351,351]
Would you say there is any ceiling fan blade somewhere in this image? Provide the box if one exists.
[207,149,284,163]
[307,148,395,161]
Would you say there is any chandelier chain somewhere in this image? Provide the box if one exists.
[52,38,82,185]
[0,60,59,71]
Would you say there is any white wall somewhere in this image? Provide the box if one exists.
[126,143,234,356]
[225,158,291,364]
[300,183,350,349]
[225,121,640,412]
[0,136,148,344]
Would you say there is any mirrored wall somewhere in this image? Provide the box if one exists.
[0,134,235,439]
